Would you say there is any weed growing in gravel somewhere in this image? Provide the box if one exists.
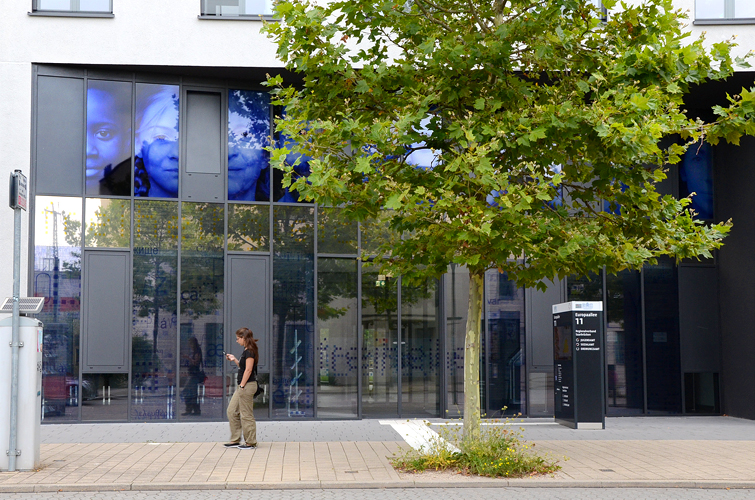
[391,416,560,478]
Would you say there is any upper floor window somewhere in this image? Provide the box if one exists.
[33,0,112,13]
[200,0,273,18]
[696,0,755,21]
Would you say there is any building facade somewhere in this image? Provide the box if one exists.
[1,0,755,423]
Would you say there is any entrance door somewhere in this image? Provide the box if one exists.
[361,267,399,417]
[227,255,270,416]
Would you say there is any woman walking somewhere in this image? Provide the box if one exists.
[224,327,258,449]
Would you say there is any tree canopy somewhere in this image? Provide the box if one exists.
[264,0,755,439]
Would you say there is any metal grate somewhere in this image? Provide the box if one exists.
[0,297,45,314]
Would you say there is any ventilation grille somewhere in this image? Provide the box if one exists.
[0,297,45,314]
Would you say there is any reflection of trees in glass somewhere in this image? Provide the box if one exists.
[132,200,178,367]
[180,203,224,319]
[227,203,269,251]
[83,199,131,248]
[273,205,315,416]
[317,207,357,255]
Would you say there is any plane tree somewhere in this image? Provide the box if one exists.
[264,0,755,441]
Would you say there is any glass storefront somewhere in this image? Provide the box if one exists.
[32,69,699,422]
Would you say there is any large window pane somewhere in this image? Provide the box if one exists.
[86,80,131,196]
[679,142,713,220]
[445,264,469,417]
[606,270,644,415]
[696,0,724,18]
[736,0,755,17]
[135,84,180,198]
[317,207,358,255]
[132,200,178,420]
[228,90,270,202]
[35,196,82,422]
[401,278,440,417]
[84,198,130,248]
[272,206,315,417]
[485,269,526,416]
[567,272,603,302]
[317,258,359,418]
[644,258,682,414]
[361,265,399,417]
[79,0,111,12]
[202,0,273,16]
[180,203,225,420]
[81,373,128,421]
[228,204,269,251]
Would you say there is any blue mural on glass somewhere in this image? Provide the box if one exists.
[679,142,713,220]
[135,85,180,198]
[86,80,132,196]
[275,109,312,203]
[228,90,270,201]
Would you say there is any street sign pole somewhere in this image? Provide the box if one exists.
[8,170,27,472]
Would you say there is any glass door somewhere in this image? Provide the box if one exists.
[361,266,399,417]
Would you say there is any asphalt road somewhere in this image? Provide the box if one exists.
[0,488,754,500]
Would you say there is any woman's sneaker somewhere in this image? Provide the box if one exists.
[237,443,256,449]
[223,442,241,448]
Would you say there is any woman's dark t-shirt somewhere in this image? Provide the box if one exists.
[238,349,257,386]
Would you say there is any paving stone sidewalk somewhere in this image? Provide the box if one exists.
[0,417,753,492]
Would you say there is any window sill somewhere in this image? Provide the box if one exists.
[197,14,276,21]
[28,11,114,18]
[694,18,755,25]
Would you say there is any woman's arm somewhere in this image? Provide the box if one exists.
[239,357,255,389]
[226,353,240,367]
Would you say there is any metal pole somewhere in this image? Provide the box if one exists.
[8,205,21,471]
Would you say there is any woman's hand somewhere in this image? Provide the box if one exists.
[226,353,237,363]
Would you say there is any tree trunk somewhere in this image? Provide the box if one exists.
[463,272,484,444]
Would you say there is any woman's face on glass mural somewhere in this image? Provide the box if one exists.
[86,88,128,185]
[137,90,180,198]
[228,111,266,201]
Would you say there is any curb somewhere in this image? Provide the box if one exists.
[1,480,755,492]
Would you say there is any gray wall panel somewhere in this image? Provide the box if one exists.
[36,76,84,196]
[228,256,269,370]
[679,266,720,373]
[527,279,563,368]
[716,136,755,419]
[83,251,130,372]
[183,91,224,202]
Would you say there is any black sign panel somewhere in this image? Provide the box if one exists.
[553,302,605,429]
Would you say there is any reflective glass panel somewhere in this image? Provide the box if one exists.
[229,90,270,202]
[35,196,82,422]
[86,80,131,196]
[679,142,713,220]
[485,269,526,416]
[272,206,315,417]
[202,0,274,16]
[228,204,270,251]
[644,258,682,414]
[36,0,73,10]
[567,272,603,302]
[445,264,469,417]
[317,258,359,418]
[606,270,644,415]
[317,207,358,255]
[360,211,397,259]
[696,0,724,18]
[180,203,225,420]
[135,84,180,198]
[361,265,399,417]
[132,200,179,420]
[79,0,111,11]
[736,0,755,17]
[275,111,312,203]
[81,373,128,421]
[84,198,130,248]
[401,278,440,417]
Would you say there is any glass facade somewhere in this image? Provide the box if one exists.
[31,70,702,422]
